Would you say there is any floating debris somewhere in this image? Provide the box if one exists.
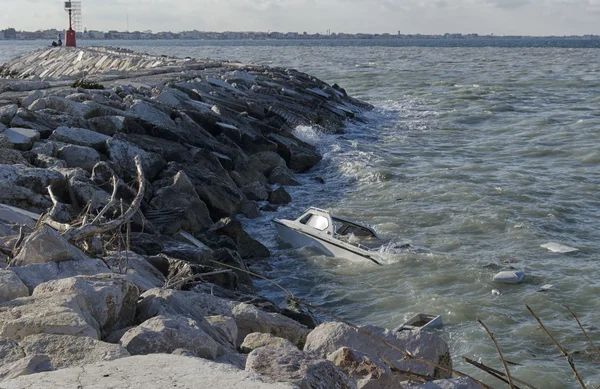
[541,242,579,253]
[493,270,525,284]
[491,289,502,295]
[537,284,554,292]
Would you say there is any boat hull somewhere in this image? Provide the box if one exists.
[274,220,382,265]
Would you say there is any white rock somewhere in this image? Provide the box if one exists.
[9,258,111,293]
[0,354,53,382]
[18,333,129,370]
[206,315,238,347]
[0,270,29,303]
[11,225,90,267]
[304,322,452,380]
[119,315,230,360]
[327,347,396,389]
[232,302,310,348]
[0,353,297,389]
[0,338,24,366]
[0,293,99,340]
[103,251,166,293]
[32,274,139,337]
[1,128,40,151]
[246,346,356,389]
[240,332,297,353]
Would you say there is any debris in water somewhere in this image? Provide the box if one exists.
[537,284,554,292]
[541,242,578,253]
[493,270,525,284]
[491,289,501,295]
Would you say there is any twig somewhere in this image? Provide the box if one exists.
[566,306,600,359]
[463,357,539,389]
[526,304,587,389]
[478,318,516,389]
[91,176,120,224]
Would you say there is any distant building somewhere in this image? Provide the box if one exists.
[4,28,17,39]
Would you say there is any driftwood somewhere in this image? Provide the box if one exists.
[42,155,145,243]
[463,357,539,389]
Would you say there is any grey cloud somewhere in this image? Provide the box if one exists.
[487,0,531,8]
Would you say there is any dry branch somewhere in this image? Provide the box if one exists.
[477,318,516,389]
[43,155,145,243]
[526,304,587,389]
[566,306,600,360]
[463,357,539,389]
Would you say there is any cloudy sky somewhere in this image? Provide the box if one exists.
[1,0,599,35]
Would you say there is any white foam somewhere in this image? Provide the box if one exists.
[292,125,323,146]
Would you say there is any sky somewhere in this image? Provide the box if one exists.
[1,0,600,36]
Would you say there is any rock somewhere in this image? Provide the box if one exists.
[327,347,395,389]
[280,300,319,329]
[240,332,297,354]
[20,90,45,110]
[11,225,90,267]
[304,322,452,380]
[18,334,130,370]
[400,376,480,389]
[119,315,230,359]
[269,134,322,172]
[0,104,18,125]
[269,166,301,186]
[49,126,110,151]
[68,173,112,209]
[9,108,58,138]
[0,185,50,213]
[41,97,91,118]
[1,128,40,151]
[32,274,139,337]
[0,338,24,365]
[0,270,29,303]
[128,100,177,132]
[246,346,357,389]
[269,186,292,205]
[232,303,310,348]
[149,170,213,235]
[240,200,261,219]
[57,144,102,171]
[242,181,269,201]
[0,353,297,389]
[0,293,99,340]
[0,164,66,195]
[103,251,166,293]
[210,248,254,290]
[213,218,270,260]
[0,354,54,382]
[9,258,111,293]
[106,138,166,181]
[136,288,233,324]
[205,315,238,347]
[87,115,126,136]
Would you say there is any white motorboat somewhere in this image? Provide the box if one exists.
[273,207,384,265]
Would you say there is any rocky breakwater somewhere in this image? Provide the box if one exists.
[0,47,478,389]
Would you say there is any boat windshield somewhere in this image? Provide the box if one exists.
[332,218,376,238]
[299,213,330,231]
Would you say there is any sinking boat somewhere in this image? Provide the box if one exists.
[273,207,385,265]
[394,313,443,332]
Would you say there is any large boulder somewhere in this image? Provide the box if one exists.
[119,315,231,359]
[213,218,270,260]
[240,332,297,354]
[232,303,310,348]
[0,355,53,382]
[269,133,322,172]
[106,137,167,181]
[136,288,232,324]
[18,333,129,370]
[205,315,238,347]
[32,274,139,337]
[0,338,24,366]
[304,323,452,380]
[9,258,111,293]
[1,128,40,151]
[11,225,90,267]
[0,293,99,340]
[149,170,213,235]
[0,164,66,195]
[0,354,298,389]
[246,346,357,389]
[57,144,103,172]
[269,187,292,205]
[103,251,166,293]
[48,126,110,151]
[327,347,396,389]
[0,104,18,126]
[0,270,29,303]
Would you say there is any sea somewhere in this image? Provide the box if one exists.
[2,38,600,388]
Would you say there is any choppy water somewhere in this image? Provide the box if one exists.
[3,40,600,387]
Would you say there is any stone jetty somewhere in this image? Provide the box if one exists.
[0,47,478,388]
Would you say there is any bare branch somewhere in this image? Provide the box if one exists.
[164,269,234,290]
[463,357,539,389]
[477,318,516,389]
[566,306,600,360]
[526,304,587,389]
[91,175,120,224]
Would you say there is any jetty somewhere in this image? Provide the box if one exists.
[0,47,477,388]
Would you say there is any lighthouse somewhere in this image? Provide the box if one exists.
[64,1,82,47]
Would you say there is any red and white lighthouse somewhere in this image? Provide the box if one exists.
[64,1,82,47]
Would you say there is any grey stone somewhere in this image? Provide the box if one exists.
[242,181,269,201]
[57,144,102,171]
[269,166,300,186]
[0,354,298,389]
[103,251,166,293]
[20,90,45,110]
[0,354,54,382]
[269,186,292,205]
[11,226,90,267]
[0,270,29,303]
[1,128,40,151]
[0,104,18,126]
[18,333,130,370]
[205,315,238,347]
[240,332,297,354]
[49,126,110,151]
[106,138,166,181]
[0,338,25,366]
